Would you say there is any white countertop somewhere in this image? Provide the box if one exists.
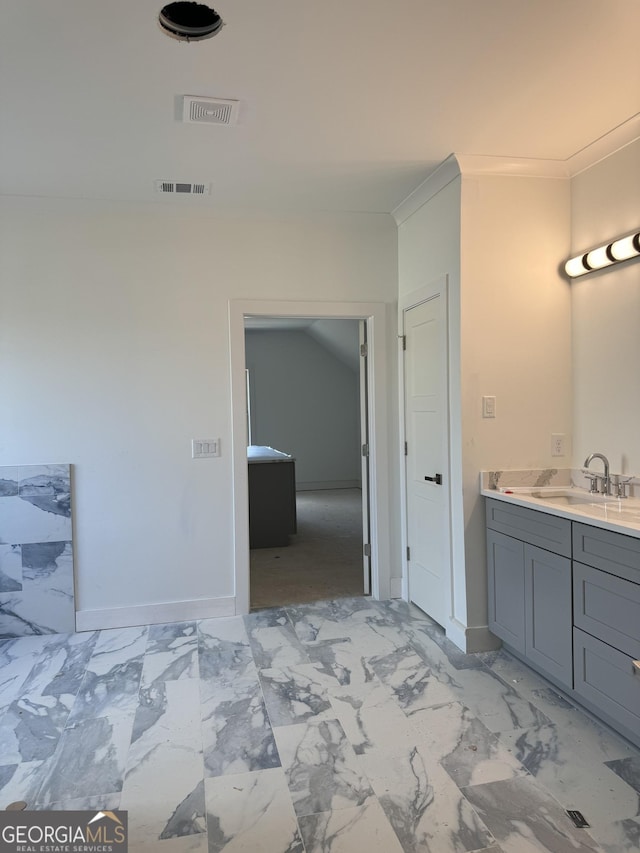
[247,445,295,463]
[481,485,640,540]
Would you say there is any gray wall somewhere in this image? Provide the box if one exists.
[245,325,361,489]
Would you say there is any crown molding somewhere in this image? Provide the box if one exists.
[566,111,640,176]
[454,153,569,179]
[393,113,640,225]
[392,155,461,225]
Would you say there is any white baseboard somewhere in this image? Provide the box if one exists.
[446,618,502,654]
[389,577,403,599]
[296,480,361,491]
[75,596,236,632]
[465,624,502,653]
[401,576,408,601]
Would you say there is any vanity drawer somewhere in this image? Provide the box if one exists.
[485,498,571,557]
[573,523,640,584]
[573,628,640,749]
[574,562,640,659]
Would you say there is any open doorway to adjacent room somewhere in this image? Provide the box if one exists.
[244,316,369,610]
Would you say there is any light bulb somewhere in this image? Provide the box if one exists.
[585,245,611,270]
[564,255,589,277]
[609,233,640,261]
[564,230,640,278]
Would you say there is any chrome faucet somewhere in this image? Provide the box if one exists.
[584,453,611,495]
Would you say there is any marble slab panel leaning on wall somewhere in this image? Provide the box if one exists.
[0,464,75,637]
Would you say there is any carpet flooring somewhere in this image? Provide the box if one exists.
[250,489,365,610]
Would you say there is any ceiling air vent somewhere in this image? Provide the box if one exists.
[155,181,211,195]
[183,95,240,126]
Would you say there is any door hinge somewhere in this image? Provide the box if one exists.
[362,443,369,457]
[363,542,371,557]
[404,441,408,456]
[406,546,410,561]
[360,342,368,357]
[402,334,407,350]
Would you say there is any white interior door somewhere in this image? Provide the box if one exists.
[403,292,449,628]
[359,320,371,594]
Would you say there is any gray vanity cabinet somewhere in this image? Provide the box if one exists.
[486,499,573,689]
[572,523,640,748]
[487,529,526,654]
[524,544,573,687]
[486,499,640,749]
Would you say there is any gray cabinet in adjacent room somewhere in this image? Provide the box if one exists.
[248,446,297,548]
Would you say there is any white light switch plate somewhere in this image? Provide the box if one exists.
[482,396,496,418]
[192,438,220,458]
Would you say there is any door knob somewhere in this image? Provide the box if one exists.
[633,660,640,675]
[424,474,443,485]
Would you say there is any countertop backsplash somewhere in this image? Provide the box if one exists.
[481,467,638,497]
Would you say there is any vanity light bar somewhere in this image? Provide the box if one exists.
[565,230,640,278]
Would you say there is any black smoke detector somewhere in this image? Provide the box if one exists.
[159,2,224,41]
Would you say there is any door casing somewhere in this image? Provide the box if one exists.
[229,299,391,614]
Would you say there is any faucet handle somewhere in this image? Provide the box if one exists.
[612,474,633,499]
[583,472,600,494]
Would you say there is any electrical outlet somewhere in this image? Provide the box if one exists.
[551,433,565,457]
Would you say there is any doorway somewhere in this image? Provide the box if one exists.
[229,299,391,615]
[244,317,365,609]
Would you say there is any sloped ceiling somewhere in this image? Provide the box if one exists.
[244,318,360,371]
[1,1,639,213]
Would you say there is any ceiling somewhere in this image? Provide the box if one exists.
[1,1,638,214]
[244,317,315,331]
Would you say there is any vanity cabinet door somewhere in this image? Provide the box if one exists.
[574,628,640,749]
[487,529,526,654]
[525,544,573,689]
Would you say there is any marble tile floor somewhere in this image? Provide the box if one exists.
[0,597,638,853]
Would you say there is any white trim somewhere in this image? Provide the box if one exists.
[454,153,569,180]
[397,330,409,603]
[392,155,461,225]
[445,618,467,653]
[398,277,453,631]
[75,596,236,632]
[296,480,361,491]
[389,576,403,599]
[445,618,501,654]
[566,112,640,176]
[229,299,391,615]
[393,117,640,225]
[464,624,501,654]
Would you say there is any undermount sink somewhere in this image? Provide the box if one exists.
[533,492,602,506]
[520,489,640,519]
[499,487,604,504]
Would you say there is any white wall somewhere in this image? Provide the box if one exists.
[0,198,398,623]
[397,168,572,649]
[307,318,360,372]
[398,178,462,300]
[244,326,361,488]
[460,174,572,636]
[397,174,464,632]
[570,139,640,479]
